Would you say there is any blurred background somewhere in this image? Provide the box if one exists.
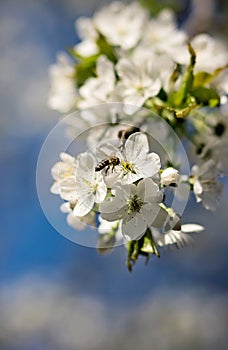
[1,0,228,349]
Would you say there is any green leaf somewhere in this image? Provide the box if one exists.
[139,0,184,15]
[168,43,196,108]
[193,63,228,88]
[193,72,214,88]
[74,55,98,87]
[96,34,117,63]
[191,87,220,107]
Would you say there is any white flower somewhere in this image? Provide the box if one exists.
[50,152,78,202]
[74,152,107,216]
[78,56,117,109]
[161,167,180,186]
[94,2,148,50]
[131,50,175,93]
[74,17,99,57]
[140,9,187,63]
[96,132,161,186]
[47,53,77,113]
[191,160,223,211]
[191,34,228,74]
[154,223,204,248]
[116,58,161,114]
[60,202,96,230]
[99,178,166,240]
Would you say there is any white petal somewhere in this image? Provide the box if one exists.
[157,230,193,248]
[141,153,161,177]
[181,224,204,233]
[123,95,146,114]
[60,152,75,164]
[75,40,99,57]
[139,178,163,203]
[50,182,60,195]
[146,78,161,97]
[96,142,121,160]
[122,212,147,240]
[60,202,71,213]
[117,58,137,82]
[58,177,77,201]
[194,180,203,200]
[97,56,115,82]
[77,152,96,175]
[100,206,127,222]
[150,206,169,228]
[125,133,149,159]
[73,194,94,216]
[95,178,107,203]
[67,213,87,230]
[141,203,165,227]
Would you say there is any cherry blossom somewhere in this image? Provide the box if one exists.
[99,178,166,240]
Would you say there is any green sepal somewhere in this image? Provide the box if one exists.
[126,240,136,272]
[141,229,160,257]
[168,43,196,108]
[126,228,160,271]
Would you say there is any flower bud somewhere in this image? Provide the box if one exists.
[161,167,180,186]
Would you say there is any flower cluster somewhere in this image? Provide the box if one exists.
[48,1,228,269]
[51,130,203,270]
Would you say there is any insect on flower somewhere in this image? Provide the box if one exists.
[118,126,140,150]
[95,156,120,175]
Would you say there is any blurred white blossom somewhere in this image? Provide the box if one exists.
[50,152,78,202]
[192,160,223,211]
[48,53,78,113]
[78,55,117,109]
[94,2,148,50]
[154,223,204,248]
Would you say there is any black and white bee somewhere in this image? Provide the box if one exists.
[95,156,120,175]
